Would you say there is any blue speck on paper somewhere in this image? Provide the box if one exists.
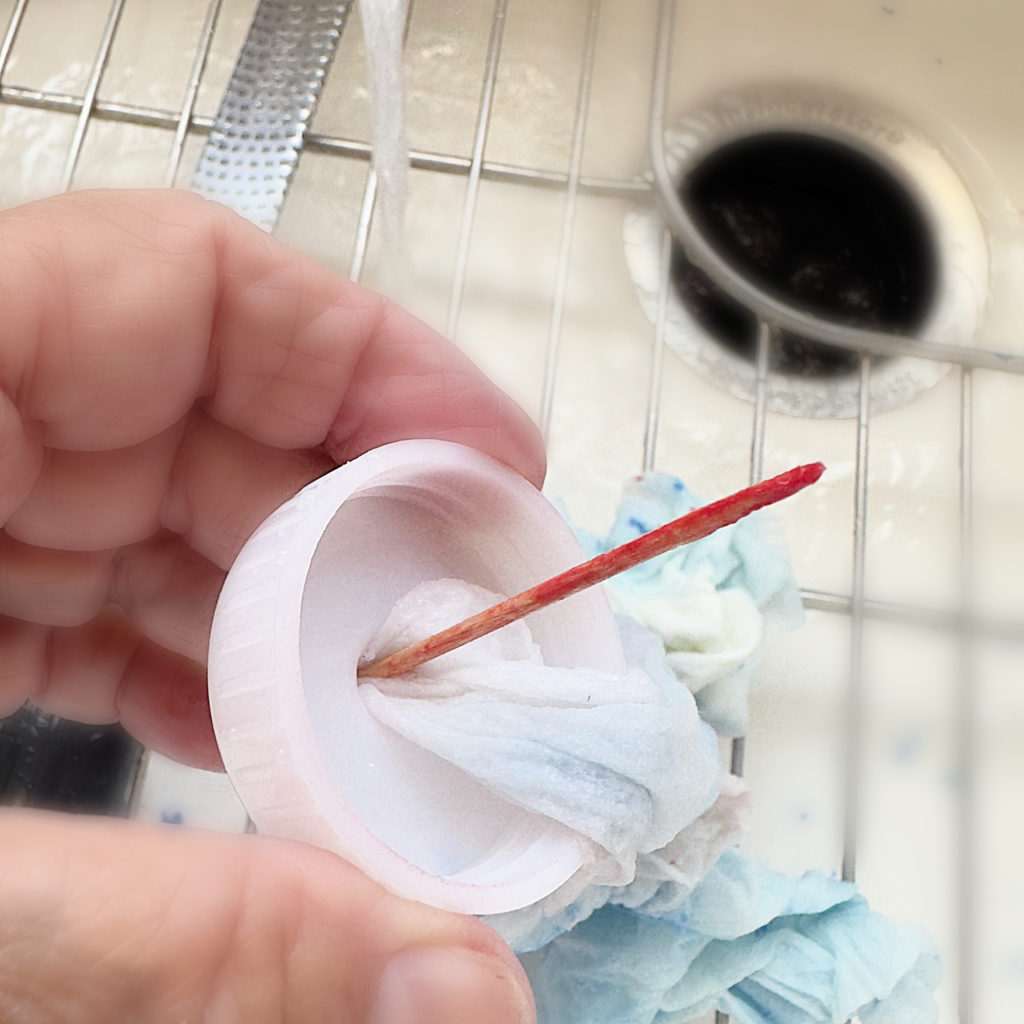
[161,810,184,825]
[627,517,647,534]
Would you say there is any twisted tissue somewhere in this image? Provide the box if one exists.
[576,472,805,737]
[360,579,724,909]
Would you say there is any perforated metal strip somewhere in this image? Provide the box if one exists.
[192,0,354,231]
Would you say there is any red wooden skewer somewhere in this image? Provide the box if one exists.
[357,462,825,680]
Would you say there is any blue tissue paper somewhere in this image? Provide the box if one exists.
[519,849,940,1024]
[576,472,804,736]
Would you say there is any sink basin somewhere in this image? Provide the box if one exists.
[0,1,1020,1020]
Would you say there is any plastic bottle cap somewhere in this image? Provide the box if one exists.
[208,439,626,914]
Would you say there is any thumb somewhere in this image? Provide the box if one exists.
[0,809,536,1024]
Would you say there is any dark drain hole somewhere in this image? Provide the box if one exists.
[671,131,938,378]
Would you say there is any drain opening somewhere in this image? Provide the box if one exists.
[671,131,939,377]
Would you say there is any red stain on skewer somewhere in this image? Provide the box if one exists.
[357,462,825,680]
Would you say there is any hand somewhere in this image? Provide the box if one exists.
[0,190,541,1023]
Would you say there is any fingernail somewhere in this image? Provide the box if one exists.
[369,946,535,1024]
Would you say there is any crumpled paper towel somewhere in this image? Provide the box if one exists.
[575,472,804,736]
[360,578,723,903]
[519,848,941,1024]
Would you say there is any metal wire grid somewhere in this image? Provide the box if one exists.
[0,1,1020,1022]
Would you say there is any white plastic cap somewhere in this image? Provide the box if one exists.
[208,439,626,915]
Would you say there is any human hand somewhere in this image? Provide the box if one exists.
[0,190,542,1023]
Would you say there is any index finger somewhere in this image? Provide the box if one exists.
[0,189,545,482]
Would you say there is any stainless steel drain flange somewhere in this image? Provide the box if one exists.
[629,81,991,418]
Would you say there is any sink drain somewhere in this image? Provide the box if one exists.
[625,85,989,417]
[673,130,939,378]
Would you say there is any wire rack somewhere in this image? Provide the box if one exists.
[1,1,1022,1022]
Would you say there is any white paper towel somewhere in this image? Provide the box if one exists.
[360,578,724,912]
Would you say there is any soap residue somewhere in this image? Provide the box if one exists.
[359,577,724,913]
